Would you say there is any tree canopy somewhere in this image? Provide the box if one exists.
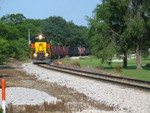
[88,0,150,69]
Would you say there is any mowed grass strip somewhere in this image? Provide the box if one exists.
[64,56,150,81]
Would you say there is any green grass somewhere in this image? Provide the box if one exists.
[64,56,150,81]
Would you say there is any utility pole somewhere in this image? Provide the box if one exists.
[28,29,31,45]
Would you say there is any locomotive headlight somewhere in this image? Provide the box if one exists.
[33,53,37,57]
[39,34,43,40]
[45,53,49,57]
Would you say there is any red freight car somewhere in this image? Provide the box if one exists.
[78,47,85,56]
[63,46,69,56]
[51,46,59,58]
[51,46,69,58]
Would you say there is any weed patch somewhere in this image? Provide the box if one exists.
[70,61,80,67]
[114,65,122,74]
[6,102,67,113]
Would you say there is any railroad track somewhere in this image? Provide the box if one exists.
[38,64,150,90]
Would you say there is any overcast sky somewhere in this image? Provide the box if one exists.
[0,0,101,26]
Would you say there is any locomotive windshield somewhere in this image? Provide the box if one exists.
[31,34,50,44]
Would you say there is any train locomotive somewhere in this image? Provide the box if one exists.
[30,34,51,63]
[30,34,91,64]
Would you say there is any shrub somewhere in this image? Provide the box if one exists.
[145,63,150,68]
[70,61,80,67]
[114,65,122,73]
[64,56,69,61]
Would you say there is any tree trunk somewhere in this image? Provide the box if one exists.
[123,51,128,69]
[136,41,142,70]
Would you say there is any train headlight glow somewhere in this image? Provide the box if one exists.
[45,53,48,57]
[33,53,37,57]
[39,34,43,40]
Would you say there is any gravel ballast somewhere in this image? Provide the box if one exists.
[22,63,150,113]
[0,87,59,106]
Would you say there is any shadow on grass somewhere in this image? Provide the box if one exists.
[143,58,150,60]
[104,67,114,70]
[104,66,150,70]
[127,66,150,70]
[125,66,136,70]
[143,67,150,70]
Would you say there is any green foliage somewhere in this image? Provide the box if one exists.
[124,13,145,41]
[1,13,26,25]
[0,20,19,40]
[17,38,30,60]
[88,0,127,63]
[0,38,9,63]
[0,14,31,63]
[15,23,41,39]
[0,38,29,64]
[9,39,29,60]
[88,0,150,69]
[39,16,88,47]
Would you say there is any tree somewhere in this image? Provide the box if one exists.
[88,0,129,67]
[123,0,150,69]
[15,23,42,40]
[1,13,26,25]
[8,39,29,60]
[0,20,19,40]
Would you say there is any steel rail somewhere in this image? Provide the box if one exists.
[38,64,150,90]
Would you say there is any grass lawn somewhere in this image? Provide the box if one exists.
[64,56,150,81]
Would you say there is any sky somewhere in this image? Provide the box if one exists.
[0,0,101,26]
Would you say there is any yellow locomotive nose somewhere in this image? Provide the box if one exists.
[39,43,43,51]
[35,42,47,53]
